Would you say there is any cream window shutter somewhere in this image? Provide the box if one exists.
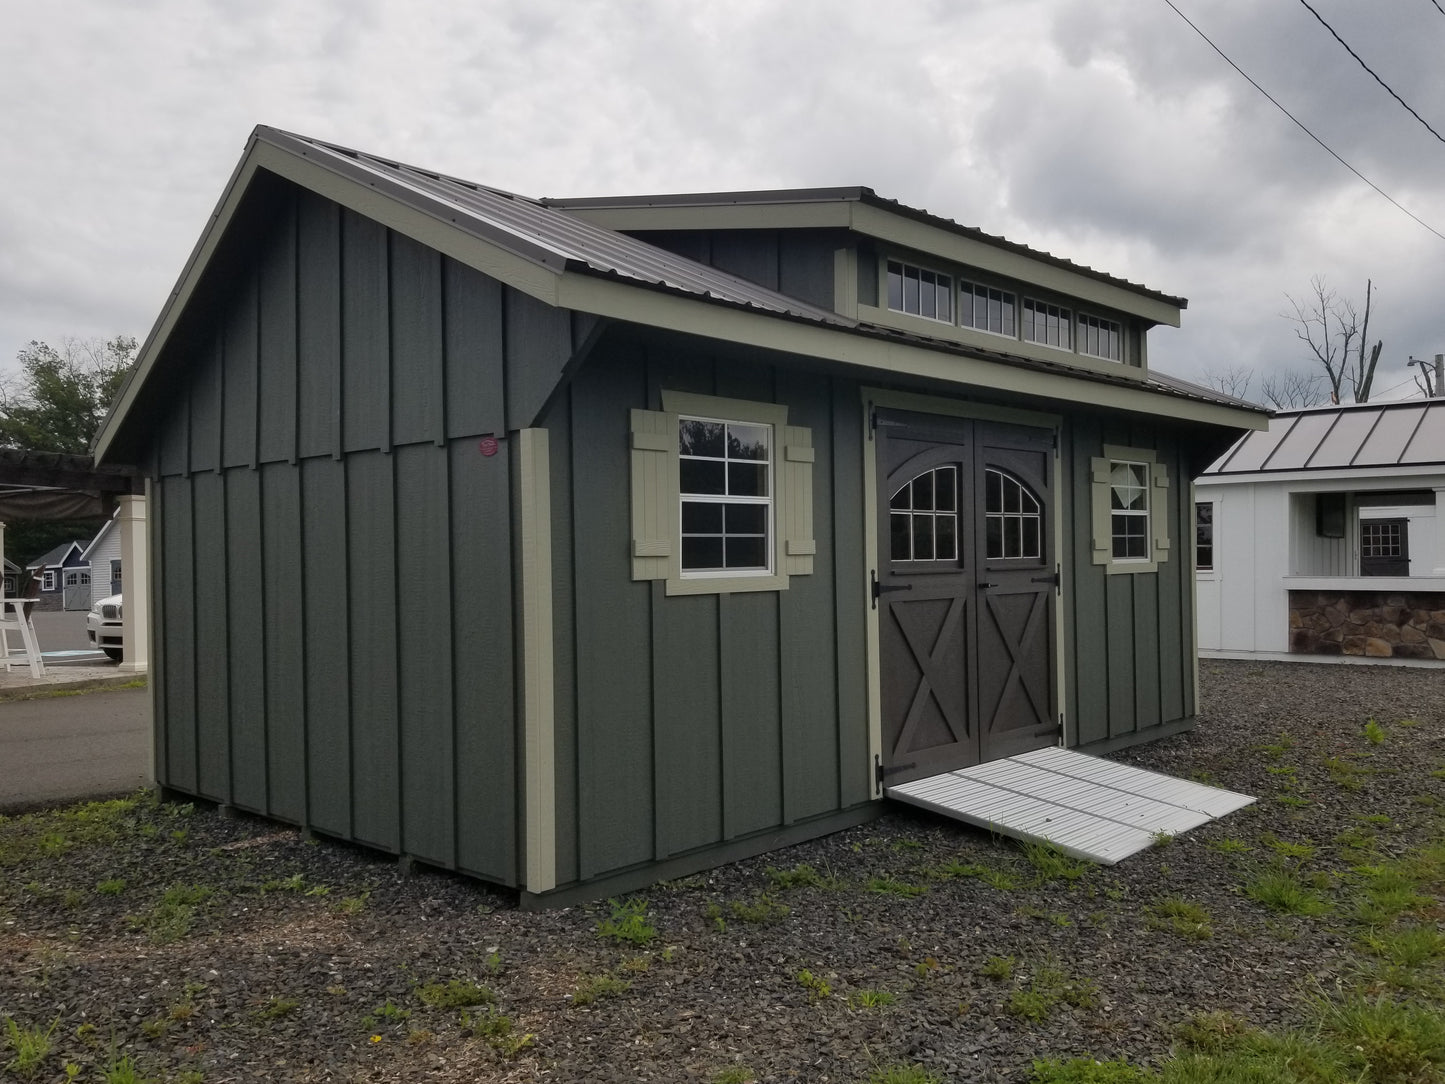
[1089,456,1111,566]
[781,425,816,576]
[630,408,677,581]
[1150,460,1171,561]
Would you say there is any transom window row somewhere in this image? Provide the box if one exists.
[886,259,1122,361]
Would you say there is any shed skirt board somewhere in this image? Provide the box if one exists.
[885,746,1254,864]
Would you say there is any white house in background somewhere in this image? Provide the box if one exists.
[79,509,123,607]
[1196,399,1445,663]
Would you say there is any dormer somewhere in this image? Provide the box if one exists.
[546,187,1184,382]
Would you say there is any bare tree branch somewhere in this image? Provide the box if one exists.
[1283,276,1382,403]
[1261,368,1329,409]
[1199,364,1255,400]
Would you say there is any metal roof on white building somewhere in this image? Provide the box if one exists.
[1205,400,1445,474]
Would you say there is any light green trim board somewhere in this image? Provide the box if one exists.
[518,428,556,893]
[861,386,1061,431]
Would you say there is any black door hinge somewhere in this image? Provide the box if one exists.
[875,754,918,792]
[871,569,913,609]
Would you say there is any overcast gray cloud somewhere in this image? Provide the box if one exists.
[2,0,1442,402]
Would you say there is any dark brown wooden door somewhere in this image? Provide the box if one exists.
[877,411,1056,786]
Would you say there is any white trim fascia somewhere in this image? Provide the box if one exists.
[1197,465,1445,489]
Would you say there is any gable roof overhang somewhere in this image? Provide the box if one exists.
[94,128,1261,465]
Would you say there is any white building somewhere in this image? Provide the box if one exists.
[1196,400,1445,663]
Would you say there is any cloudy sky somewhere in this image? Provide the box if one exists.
[3,0,1443,403]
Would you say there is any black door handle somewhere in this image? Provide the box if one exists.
[977,582,998,589]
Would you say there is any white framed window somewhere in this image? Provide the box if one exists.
[1022,298,1071,350]
[886,260,953,323]
[1078,313,1122,361]
[1195,501,1214,572]
[959,280,1017,337]
[631,392,815,595]
[679,417,774,576]
[41,570,56,592]
[1090,445,1170,574]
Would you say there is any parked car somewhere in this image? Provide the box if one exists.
[87,594,123,662]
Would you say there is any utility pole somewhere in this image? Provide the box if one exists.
[1408,354,1444,397]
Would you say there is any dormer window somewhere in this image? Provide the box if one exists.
[1022,298,1071,351]
[959,280,1017,337]
[886,260,953,322]
[1079,313,1122,361]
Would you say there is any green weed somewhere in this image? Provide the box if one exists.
[597,897,656,945]
[712,1067,757,1084]
[980,955,1015,982]
[795,968,832,1001]
[96,878,127,896]
[1145,897,1213,940]
[1276,794,1312,808]
[1245,867,1330,916]
[571,973,630,1006]
[1030,1057,1150,1083]
[848,988,897,1009]
[1363,718,1386,745]
[462,1006,534,1055]
[1022,841,1091,884]
[4,1016,58,1080]
[1359,926,1445,969]
[728,895,791,924]
[1007,963,1097,1022]
[765,863,840,890]
[256,997,299,1019]
[1263,837,1316,862]
[335,891,369,915]
[416,979,493,1009]
[1256,735,1294,759]
[866,876,929,898]
[867,1065,942,1084]
[1315,992,1445,1081]
[101,1053,156,1084]
[1208,838,1251,855]
[362,1000,411,1030]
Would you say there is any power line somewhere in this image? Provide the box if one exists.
[1429,0,1445,17]
[1161,0,1445,243]
[1296,0,1445,145]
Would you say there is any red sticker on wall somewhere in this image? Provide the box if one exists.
[478,436,499,457]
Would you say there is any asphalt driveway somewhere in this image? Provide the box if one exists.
[0,686,151,812]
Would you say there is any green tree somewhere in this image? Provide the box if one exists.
[0,335,137,454]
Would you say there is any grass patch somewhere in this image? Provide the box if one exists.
[1208,837,1251,855]
[4,1016,58,1080]
[712,1067,757,1084]
[1021,841,1091,885]
[765,863,841,890]
[934,860,1019,889]
[416,978,493,1009]
[1245,868,1330,916]
[571,973,630,1007]
[1030,1057,1151,1082]
[795,969,832,1001]
[134,883,215,944]
[866,876,929,898]
[1359,925,1445,969]
[848,988,897,1009]
[866,1064,941,1084]
[462,1007,534,1056]
[1316,992,1445,1081]
[596,897,655,946]
[1007,963,1097,1022]
[1144,896,1214,940]
[0,793,151,868]
[980,955,1015,982]
[726,895,791,924]
[256,996,300,1019]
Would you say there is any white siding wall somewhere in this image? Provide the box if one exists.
[88,525,122,607]
[1196,479,1292,653]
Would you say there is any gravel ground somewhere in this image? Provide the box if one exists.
[1,659,1442,1083]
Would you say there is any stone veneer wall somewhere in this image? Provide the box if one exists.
[1289,590,1445,660]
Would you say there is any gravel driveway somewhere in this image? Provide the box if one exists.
[1,659,1442,1083]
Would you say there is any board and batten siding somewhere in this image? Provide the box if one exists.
[1063,412,1197,750]
[147,182,585,887]
[543,331,872,890]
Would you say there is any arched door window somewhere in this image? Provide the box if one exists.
[890,465,958,562]
[984,468,1042,560]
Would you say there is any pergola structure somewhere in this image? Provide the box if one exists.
[0,447,147,673]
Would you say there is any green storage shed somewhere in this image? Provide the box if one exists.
[93,126,1266,905]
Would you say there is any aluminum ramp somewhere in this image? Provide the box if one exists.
[885,746,1255,864]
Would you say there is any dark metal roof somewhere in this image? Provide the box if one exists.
[543,186,1187,310]
[1204,399,1445,474]
[261,128,847,327]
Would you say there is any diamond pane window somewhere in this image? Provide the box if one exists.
[1110,460,1149,560]
[890,466,960,562]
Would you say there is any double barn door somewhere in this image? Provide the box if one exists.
[876,411,1057,786]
